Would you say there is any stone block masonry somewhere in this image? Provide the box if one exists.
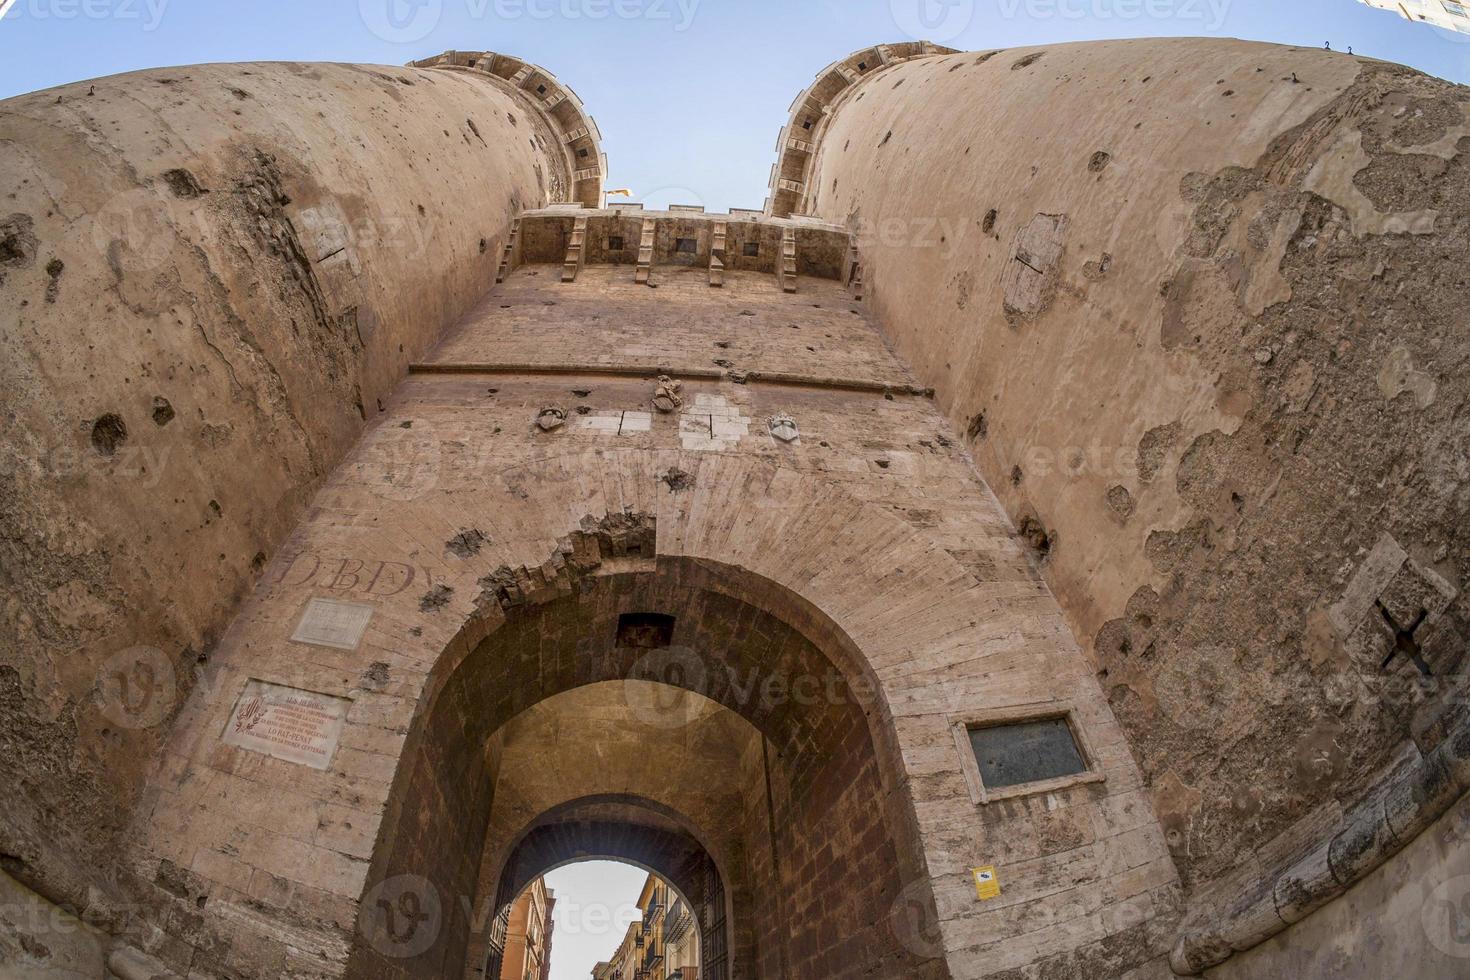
[117,260,1174,979]
[4,33,1467,980]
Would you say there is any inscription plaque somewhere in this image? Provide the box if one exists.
[291,597,375,651]
[222,679,350,770]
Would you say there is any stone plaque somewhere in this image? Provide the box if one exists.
[222,679,350,770]
[291,597,375,651]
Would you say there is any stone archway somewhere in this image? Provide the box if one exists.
[350,526,944,980]
[462,680,758,980]
[483,796,727,980]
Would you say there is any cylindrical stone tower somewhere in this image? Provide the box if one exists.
[0,47,601,935]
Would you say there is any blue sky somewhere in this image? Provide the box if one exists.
[2,0,1468,211]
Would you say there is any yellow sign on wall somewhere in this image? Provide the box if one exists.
[972,866,1000,900]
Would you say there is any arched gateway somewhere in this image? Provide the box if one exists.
[4,36,1469,980]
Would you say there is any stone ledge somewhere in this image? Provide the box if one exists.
[1169,714,1470,974]
[407,361,933,396]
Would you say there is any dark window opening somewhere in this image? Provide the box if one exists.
[802,118,814,130]
[968,717,1087,790]
[675,238,698,254]
[857,61,868,71]
[743,242,760,257]
[608,236,625,251]
[467,59,478,68]
[537,84,548,94]
[617,613,676,649]
[578,148,590,158]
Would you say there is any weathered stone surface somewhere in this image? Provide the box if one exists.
[0,52,590,919]
[3,33,1468,980]
[797,36,1470,976]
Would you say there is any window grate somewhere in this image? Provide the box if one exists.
[967,717,1087,790]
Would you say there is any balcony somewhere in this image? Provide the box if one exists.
[642,901,664,930]
[664,903,693,947]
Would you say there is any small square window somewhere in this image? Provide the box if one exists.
[742,242,760,257]
[802,118,814,130]
[537,84,548,94]
[608,236,625,251]
[617,613,675,649]
[952,706,1103,804]
[675,238,698,254]
[578,148,590,158]
[857,61,868,71]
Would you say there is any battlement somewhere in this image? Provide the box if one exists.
[410,49,607,208]
[502,205,857,292]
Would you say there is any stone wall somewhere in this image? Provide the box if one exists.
[117,262,1173,979]
[796,35,1469,974]
[0,53,586,930]
[8,34,1463,980]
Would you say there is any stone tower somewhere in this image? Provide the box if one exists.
[1,38,1467,980]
